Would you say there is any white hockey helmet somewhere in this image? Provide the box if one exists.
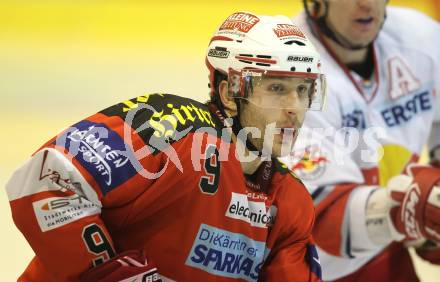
[206,12,326,111]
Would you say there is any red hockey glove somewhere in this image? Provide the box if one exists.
[388,165,440,243]
[80,250,161,282]
[416,241,440,265]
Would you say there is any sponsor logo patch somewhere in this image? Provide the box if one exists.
[208,48,230,58]
[186,224,270,281]
[147,100,216,140]
[342,108,366,129]
[381,91,431,127]
[39,150,85,197]
[225,193,277,228]
[273,24,305,39]
[55,120,137,195]
[33,195,100,232]
[219,12,260,33]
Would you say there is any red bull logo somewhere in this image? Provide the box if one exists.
[291,146,328,180]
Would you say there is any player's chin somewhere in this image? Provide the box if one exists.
[358,30,380,45]
[347,37,373,49]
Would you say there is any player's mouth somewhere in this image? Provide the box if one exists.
[355,17,374,24]
[354,16,375,30]
[278,127,297,139]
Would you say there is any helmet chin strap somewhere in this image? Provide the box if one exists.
[231,101,274,194]
[207,97,263,158]
[314,16,368,50]
[207,100,274,194]
[231,99,268,159]
[306,0,386,51]
[231,115,262,157]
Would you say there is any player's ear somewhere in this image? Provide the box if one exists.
[218,80,237,116]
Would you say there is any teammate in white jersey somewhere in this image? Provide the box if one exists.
[281,1,440,281]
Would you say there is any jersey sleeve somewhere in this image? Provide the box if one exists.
[7,146,115,281]
[259,177,322,281]
[6,105,154,281]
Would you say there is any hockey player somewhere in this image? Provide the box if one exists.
[6,12,326,281]
[281,0,440,281]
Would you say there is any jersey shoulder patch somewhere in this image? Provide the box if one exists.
[51,93,222,196]
[100,93,223,153]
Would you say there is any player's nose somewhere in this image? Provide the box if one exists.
[285,107,305,126]
[357,0,374,12]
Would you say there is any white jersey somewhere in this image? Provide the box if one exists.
[281,7,440,281]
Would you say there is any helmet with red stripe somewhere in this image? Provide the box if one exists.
[206,12,326,111]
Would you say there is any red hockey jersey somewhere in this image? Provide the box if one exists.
[6,93,321,281]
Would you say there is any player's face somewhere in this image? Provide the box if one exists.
[239,77,308,158]
[326,0,387,47]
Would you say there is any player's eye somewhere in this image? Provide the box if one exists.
[267,83,286,93]
[296,84,309,97]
